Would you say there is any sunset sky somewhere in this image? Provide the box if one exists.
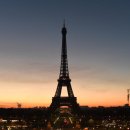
[0,0,130,108]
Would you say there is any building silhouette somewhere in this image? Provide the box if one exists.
[48,23,81,115]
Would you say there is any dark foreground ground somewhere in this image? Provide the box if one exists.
[0,106,130,130]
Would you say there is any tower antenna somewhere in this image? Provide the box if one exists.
[63,19,66,27]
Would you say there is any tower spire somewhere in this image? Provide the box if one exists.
[59,22,70,79]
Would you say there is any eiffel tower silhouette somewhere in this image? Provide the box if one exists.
[49,23,80,114]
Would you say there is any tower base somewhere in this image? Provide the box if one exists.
[48,97,81,115]
[48,97,81,128]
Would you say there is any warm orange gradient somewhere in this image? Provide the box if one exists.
[0,68,129,108]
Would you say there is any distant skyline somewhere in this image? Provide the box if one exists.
[0,0,130,108]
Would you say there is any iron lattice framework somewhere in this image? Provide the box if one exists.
[49,24,80,114]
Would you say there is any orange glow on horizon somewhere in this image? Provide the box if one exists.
[0,69,129,108]
[0,99,126,108]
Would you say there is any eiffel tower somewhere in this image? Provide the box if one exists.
[49,23,80,115]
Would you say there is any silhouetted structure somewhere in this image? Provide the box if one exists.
[17,102,22,108]
[48,23,80,115]
[127,89,130,106]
